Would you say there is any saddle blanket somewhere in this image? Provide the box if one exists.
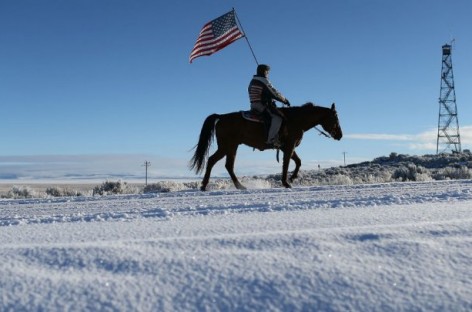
[241,110,264,123]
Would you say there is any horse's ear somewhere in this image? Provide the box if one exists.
[331,103,336,110]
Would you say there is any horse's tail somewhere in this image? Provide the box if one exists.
[189,114,220,174]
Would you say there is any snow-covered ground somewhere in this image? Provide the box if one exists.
[1,180,472,311]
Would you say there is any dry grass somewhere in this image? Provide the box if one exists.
[0,182,146,197]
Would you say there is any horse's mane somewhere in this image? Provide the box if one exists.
[281,102,332,119]
[282,102,318,112]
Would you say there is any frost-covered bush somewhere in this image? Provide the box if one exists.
[241,178,272,189]
[432,166,472,180]
[145,181,184,193]
[4,186,37,199]
[144,181,200,193]
[203,177,273,191]
[392,167,407,181]
[205,179,238,190]
[46,187,84,197]
[391,163,430,182]
[93,180,135,196]
[327,174,353,185]
[184,181,200,190]
[351,170,393,184]
[45,187,61,197]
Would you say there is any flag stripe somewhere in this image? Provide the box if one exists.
[190,27,243,56]
[189,10,244,63]
[191,37,242,59]
[191,32,243,56]
[190,33,243,60]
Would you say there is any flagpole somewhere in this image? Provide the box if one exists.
[233,8,259,65]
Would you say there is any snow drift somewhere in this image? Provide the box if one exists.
[1,180,472,311]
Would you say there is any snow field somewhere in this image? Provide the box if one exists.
[1,180,472,311]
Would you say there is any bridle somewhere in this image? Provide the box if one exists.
[315,110,340,139]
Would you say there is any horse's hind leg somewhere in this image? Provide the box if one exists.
[201,148,225,191]
[225,146,246,190]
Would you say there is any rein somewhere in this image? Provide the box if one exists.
[275,127,330,163]
[314,126,331,138]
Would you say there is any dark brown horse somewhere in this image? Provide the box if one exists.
[190,103,343,190]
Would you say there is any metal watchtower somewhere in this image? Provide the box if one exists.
[436,43,461,153]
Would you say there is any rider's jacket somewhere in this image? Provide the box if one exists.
[248,75,287,110]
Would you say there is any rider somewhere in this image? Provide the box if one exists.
[248,64,290,148]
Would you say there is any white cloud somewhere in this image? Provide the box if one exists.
[346,125,472,152]
[459,125,472,142]
[345,133,415,141]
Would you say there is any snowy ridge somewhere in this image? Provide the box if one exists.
[1,180,472,311]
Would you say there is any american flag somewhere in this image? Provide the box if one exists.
[189,10,244,63]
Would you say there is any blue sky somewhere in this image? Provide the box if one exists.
[1,0,471,181]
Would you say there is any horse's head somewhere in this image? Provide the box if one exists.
[321,103,343,140]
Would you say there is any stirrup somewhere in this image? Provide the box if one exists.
[266,138,281,149]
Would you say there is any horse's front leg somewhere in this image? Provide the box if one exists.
[289,151,302,183]
[281,148,295,188]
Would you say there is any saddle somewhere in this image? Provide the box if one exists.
[241,110,265,123]
[241,110,283,153]
[241,110,273,146]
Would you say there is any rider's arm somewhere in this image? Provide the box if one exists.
[264,81,288,104]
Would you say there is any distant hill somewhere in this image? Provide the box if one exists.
[265,152,472,187]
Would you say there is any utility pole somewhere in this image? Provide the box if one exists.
[437,42,461,153]
[142,161,151,185]
[342,152,347,166]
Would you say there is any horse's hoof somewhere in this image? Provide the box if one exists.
[236,184,247,190]
[200,185,207,191]
[283,182,292,188]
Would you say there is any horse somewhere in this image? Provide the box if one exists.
[190,102,343,191]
